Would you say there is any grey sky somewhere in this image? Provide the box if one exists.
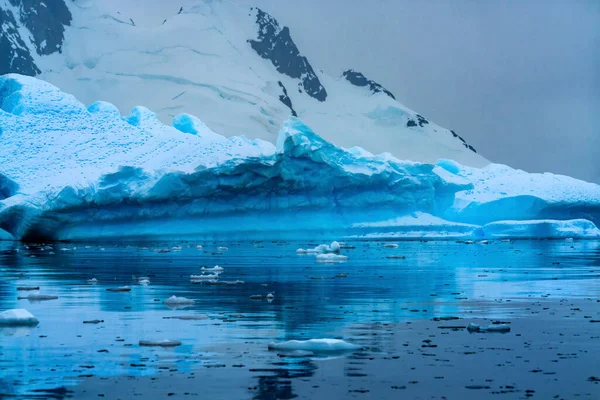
[254,0,600,183]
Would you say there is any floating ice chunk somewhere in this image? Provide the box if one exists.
[266,292,275,300]
[383,243,398,248]
[315,254,348,263]
[467,323,511,333]
[163,296,195,305]
[18,294,58,301]
[195,245,204,249]
[106,286,131,292]
[268,339,362,352]
[201,265,224,272]
[217,246,229,251]
[138,279,150,285]
[202,280,244,286]
[190,274,219,281]
[297,241,342,255]
[139,339,182,347]
[0,309,39,326]
[172,246,183,251]
[329,241,340,253]
[250,294,264,300]
[464,240,474,245]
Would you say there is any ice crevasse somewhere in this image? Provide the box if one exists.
[0,74,599,241]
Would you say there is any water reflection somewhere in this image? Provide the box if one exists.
[0,239,598,398]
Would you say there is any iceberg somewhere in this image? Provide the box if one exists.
[0,309,39,326]
[1,75,599,241]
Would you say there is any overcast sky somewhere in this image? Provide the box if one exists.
[253,0,600,183]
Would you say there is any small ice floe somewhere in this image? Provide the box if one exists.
[60,247,74,252]
[154,249,170,253]
[163,296,195,306]
[217,246,229,251]
[501,239,511,242]
[18,294,58,301]
[479,240,489,244]
[383,243,398,248]
[464,240,474,245]
[172,246,183,251]
[201,265,224,272]
[250,294,264,300]
[106,286,131,292]
[565,237,574,242]
[203,280,244,286]
[87,278,98,284]
[339,243,356,249]
[139,339,182,347]
[138,278,150,286]
[268,339,362,352]
[266,292,275,301]
[16,286,40,291]
[195,245,204,249]
[0,309,39,326]
[335,273,349,278]
[467,323,511,333]
[297,241,341,254]
[315,254,348,263]
[190,274,219,281]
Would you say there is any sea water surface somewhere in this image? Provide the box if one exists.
[0,239,599,399]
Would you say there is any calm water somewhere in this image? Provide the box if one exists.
[0,239,599,398]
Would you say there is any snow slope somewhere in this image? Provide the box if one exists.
[0,0,485,167]
[0,75,599,241]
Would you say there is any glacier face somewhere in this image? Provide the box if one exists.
[1,74,599,241]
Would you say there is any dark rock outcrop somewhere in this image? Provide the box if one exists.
[342,69,395,100]
[249,8,327,102]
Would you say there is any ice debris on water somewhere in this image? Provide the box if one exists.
[467,323,511,333]
[268,339,362,352]
[163,296,195,305]
[383,243,398,248]
[190,274,219,281]
[0,309,39,326]
[87,278,98,284]
[297,241,341,254]
[201,265,224,272]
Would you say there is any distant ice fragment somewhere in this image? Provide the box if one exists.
[201,265,224,272]
[217,247,229,251]
[163,296,195,305]
[383,243,398,248]
[268,339,362,352]
[297,241,342,255]
[0,309,39,326]
[87,278,98,284]
[190,274,219,281]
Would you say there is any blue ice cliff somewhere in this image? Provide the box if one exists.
[1,75,599,241]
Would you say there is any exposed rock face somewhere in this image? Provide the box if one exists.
[342,69,396,100]
[249,8,327,102]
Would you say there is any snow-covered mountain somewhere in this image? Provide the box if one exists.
[0,0,484,166]
[1,74,599,241]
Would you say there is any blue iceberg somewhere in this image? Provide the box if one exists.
[0,74,599,241]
